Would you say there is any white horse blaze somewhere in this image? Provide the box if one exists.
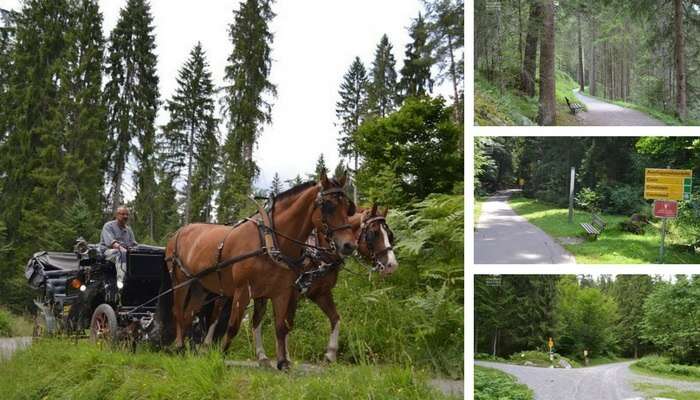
[380,226,398,267]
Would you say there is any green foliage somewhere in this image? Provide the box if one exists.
[367,34,398,118]
[575,187,602,212]
[0,309,11,336]
[634,356,700,381]
[474,366,533,400]
[554,276,619,357]
[398,13,433,101]
[354,97,462,205]
[336,56,369,167]
[0,339,450,400]
[642,277,700,364]
[611,275,655,358]
[219,0,276,221]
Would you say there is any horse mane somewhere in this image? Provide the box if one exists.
[272,178,345,208]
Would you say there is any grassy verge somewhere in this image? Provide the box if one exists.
[633,383,700,400]
[580,88,700,126]
[474,197,484,224]
[508,196,700,264]
[0,338,450,400]
[631,356,700,382]
[0,308,34,337]
[474,71,579,126]
[508,351,580,368]
[474,366,533,400]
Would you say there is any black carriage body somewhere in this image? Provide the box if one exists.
[26,244,168,337]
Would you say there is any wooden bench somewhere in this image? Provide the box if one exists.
[565,97,584,114]
[580,213,606,240]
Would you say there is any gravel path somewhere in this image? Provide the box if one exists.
[573,91,665,126]
[474,190,575,264]
[475,360,700,400]
[0,337,32,360]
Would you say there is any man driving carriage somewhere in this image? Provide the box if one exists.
[100,206,137,287]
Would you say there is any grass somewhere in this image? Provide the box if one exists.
[631,356,700,382]
[474,366,533,400]
[508,196,700,264]
[474,197,484,224]
[0,338,452,400]
[474,71,579,126]
[0,308,34,337]
[633,383,700,400]
[581,88,700,126]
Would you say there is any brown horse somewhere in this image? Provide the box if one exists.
[249,204,398,364]
[164,172,356,369]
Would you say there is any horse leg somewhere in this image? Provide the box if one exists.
[271,293,298,370]
[251,298,271,366]
[310,293,340,362]
[221,288,250,353]
[172,285,188,350]
[203,297,226,346]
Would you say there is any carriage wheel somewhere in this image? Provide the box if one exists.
[90,304,118,344]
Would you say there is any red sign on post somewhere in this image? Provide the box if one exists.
[654,200,678,218]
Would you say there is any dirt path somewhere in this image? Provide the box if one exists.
[475,360,700,400]
[474,190,575,264]
[573,91,665,126]
[0,337,32,360]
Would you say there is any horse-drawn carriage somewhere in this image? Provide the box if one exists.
[26,241,169,344]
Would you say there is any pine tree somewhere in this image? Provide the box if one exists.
[218,0,276,222]
[0,8,16,143]
[285,174,304,189]
[269,172,282,196]
[162,42,218,224]
[336,56,368,171]
[399,13,433,102]
[104,0,160,239]
[367,34,398,118]
[422,0,464,123]
[314,153,327,178]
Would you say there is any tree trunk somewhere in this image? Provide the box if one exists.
[446,32,462,123]
[185,124,194,224]
[492,329,498,357]
[538,0,556,126]
[673,0,687,121]
[111,172,122,214]
[577,12,584,92]
[590,20,597,96]
[520,1,542,97]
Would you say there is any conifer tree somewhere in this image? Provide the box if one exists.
[399,13,433,101]
[218,0,276,222]
[163,42,218,224]
[336,56,368,171]
[367,34,398,118]
[285,174,304,189]
[314,153,327,178]
[104,0,160,239]
[423,0,464,122]
[269,172,282,196]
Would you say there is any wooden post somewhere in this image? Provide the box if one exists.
[568,167,575,223]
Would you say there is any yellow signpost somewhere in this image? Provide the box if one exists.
[644,168,693,201]
[548,337,554,351]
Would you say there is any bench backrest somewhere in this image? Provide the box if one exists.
[565,97,572,106]
[591,214,606,230]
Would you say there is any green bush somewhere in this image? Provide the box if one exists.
[607,185,644,214]
[508,351,580,368]
[474,366,533,400]
[635,355,700,380]
[575,187,602,212]
[0,309,11,336]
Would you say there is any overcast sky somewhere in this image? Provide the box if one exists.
[1,0,452,193]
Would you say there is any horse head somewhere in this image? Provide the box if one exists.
[358,203,398,276]
[313,170,357,256]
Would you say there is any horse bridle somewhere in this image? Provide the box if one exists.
[314,186,355,252]
[359,214,395,272]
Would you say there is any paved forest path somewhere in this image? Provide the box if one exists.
[474,190,575,264]
[573,91,665,126]
[475,360,700,400]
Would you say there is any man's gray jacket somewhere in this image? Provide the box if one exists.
[100,220,137,253]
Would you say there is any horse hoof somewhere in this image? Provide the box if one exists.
[277,360,291,371]
[324,352,337,363]
[258,358,273,368]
